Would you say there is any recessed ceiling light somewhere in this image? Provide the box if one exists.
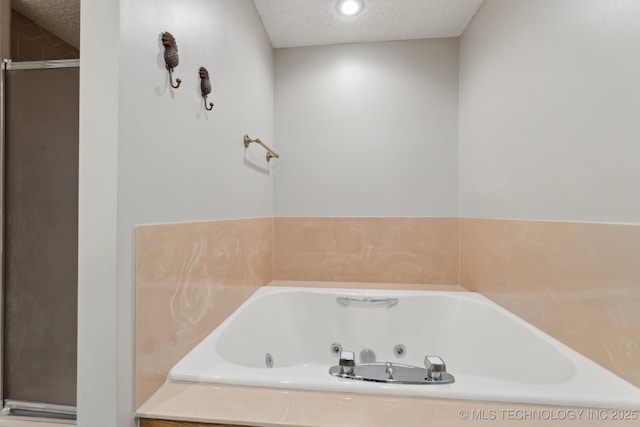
[336,0,365,17]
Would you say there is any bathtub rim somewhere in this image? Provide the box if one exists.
[167,285,640,410]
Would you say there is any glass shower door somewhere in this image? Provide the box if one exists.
[1,59,78,420]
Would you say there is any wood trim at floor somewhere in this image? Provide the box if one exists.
[139,419,247,427]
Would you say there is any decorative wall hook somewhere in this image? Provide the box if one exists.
[162,32,182,89]
[199,67,214,111]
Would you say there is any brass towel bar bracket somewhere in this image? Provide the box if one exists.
[243,134,280,162]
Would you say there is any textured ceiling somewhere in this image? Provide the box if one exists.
[252,0,485,48]
[12,0,80,49]
[10,0,483,52]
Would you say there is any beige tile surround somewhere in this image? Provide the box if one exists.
[460,218,640,388]
[274,217,459,285]
[135,218,273,408]
[136,216,640,425]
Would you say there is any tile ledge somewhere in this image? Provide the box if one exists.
[137,382,621,427]
[267,280,465,292]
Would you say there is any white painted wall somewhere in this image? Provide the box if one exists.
[78,0,273,426]
[459,0,640,223]
[274,39,459,217]
[119,0,274,223]
[78,0,119,425]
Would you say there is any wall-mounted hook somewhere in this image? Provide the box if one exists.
[162,32,182,89]
[199,67,214,111]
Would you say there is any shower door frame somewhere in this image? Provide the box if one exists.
[0,58,79,421]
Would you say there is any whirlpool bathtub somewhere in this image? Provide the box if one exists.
[168,286,640,409]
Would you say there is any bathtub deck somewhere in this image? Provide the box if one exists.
[136,382,637,427]
[137,282,639,425]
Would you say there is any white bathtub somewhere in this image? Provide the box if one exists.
[168,286,640,409]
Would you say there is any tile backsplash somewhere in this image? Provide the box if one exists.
[460,218,640,388]
[135,215,640,409]
[274,217,459,285]
[135,217,273,408]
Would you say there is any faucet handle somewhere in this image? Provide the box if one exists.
[339,351,355,367]
[424,355,447,380]
[339,351,356,375]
